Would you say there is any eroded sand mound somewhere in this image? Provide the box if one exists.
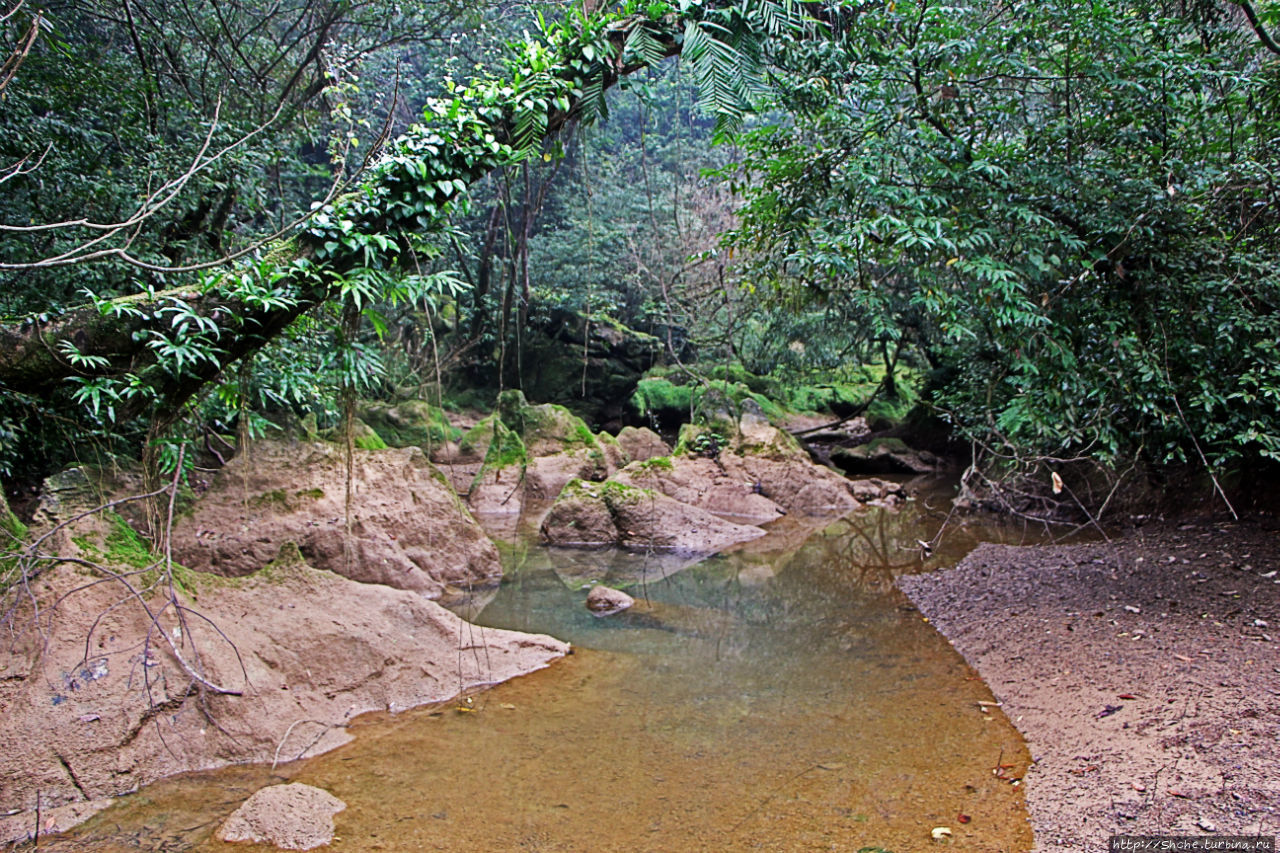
[170,441,500,599]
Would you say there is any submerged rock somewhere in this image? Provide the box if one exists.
[216,783,346,850]
[585,585,635,616]
[170,440,500,599]
[540,479,765,554]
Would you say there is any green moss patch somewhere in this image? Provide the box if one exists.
[360,400,462,449]
[354,432,388,451]
[632,363,920,428]
[72,513,200,596]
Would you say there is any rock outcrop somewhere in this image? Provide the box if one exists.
[169,440,501,599]
[540,479,765,553]
[0,549,568,819]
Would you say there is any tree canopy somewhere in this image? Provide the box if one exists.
[726,1,1280,483]
[2,0,1279,507]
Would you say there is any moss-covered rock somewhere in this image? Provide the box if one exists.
[648,405,862,517]
[496,390,603,462]
[673,403,806,464]
[359,400,461,451]
[467,392,633,513]
[631,372,790,432]
[320,418,387,451]
[466,416,530,513]
[457,414,505,462]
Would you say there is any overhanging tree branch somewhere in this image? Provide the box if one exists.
[1233,1,1280,57]
[0,1,817,428]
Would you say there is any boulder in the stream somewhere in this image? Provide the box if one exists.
[540,479,765,553]
[216,783,346,850]
[585,584,635,616]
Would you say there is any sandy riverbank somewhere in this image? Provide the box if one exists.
[899,518,1280,851]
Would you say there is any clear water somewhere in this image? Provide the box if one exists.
[42,480,1052,852]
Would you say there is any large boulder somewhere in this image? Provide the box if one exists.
[831,437,941,475]
[540,479,765,553]
[614,456,786,523]
[169,440,500,599]
[0,549,568,819]
[467,391,618,514]
[615,426,671,463]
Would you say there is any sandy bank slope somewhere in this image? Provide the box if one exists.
[898,520,1280,852]
[0,549,568,835]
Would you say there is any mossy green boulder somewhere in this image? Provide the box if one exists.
[359,400,461,451]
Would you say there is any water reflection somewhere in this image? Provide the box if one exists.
[44,478,1047,852]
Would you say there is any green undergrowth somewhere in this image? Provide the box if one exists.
[0,492,27,588]
[632,363,920,427]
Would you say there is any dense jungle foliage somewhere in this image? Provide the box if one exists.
[1,0,1278,510]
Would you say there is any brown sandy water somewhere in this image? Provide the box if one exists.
[40,481,1054,852]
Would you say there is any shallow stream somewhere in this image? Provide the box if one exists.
[45,479,1054,852]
